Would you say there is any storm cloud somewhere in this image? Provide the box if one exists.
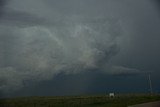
[0,0,160,94]
[0,17,124,92]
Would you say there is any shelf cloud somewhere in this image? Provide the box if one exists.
[0,0,160,94]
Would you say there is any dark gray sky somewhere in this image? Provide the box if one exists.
[0,0,160,97]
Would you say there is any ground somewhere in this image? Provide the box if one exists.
[0,94,160,107]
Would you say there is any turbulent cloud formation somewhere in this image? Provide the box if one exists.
[1,0,159,93]
[0,17,125,92]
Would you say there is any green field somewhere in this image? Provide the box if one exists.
[0,94,160,107]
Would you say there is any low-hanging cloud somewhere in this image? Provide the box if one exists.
[0,0,152,93]
[0,17,128,92]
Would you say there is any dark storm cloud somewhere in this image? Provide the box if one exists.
[0,0,48,27]
[110,0,160,73]
[154,0,160,7]
[0,0,6,8]
[0,0,7,15]
[0,0,144,93]
[0,0,160,95]
[0,17,125,93]
[0,10,47,27]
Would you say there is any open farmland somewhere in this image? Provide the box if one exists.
[0,94,160,107]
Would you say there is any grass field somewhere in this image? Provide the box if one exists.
[0,94,160,107]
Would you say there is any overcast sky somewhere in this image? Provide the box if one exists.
[0,0,160,97]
